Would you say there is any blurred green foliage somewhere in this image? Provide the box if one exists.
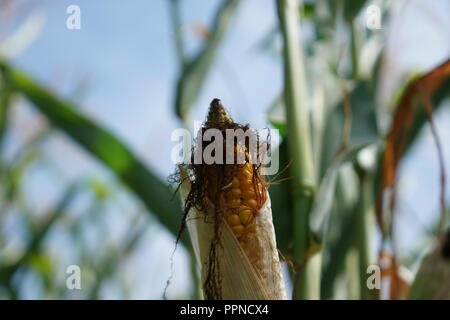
[0,0,449,300]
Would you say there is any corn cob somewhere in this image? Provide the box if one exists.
[178,99,286,300]
[219,160,270,278]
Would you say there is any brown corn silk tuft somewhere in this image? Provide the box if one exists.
[179,99,286,300]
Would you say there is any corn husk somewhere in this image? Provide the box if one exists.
[180,167,287,300]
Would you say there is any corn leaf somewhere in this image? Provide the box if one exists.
[0,183,77,283]
[327,0,368,22]
[267,138,292,252]
[0,62,187,246]
[320,82,379,178]
[0,74,12,148]
[408,244,450,299]
[268,82,380,178]
[319,165,360,298]
[175,0,240,121]
[310,143,374,245]
[321,205,358,299]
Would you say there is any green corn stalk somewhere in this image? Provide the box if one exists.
[276,0,320,299]
[355,169,375,299]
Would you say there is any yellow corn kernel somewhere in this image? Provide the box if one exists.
[244,198,258,209]
[240,179,254,189]
[220,159,267,265]
[226,213,241,226]
[242,187,256,200]
[238,208,253,225]
[228,188,241,198]
[231,225,245,238]
[237,169,252,180]
[227,198,241,208]
[231,177,240,188]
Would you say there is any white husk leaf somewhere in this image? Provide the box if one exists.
[179,167,287,300]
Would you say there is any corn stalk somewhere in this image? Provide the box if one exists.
[276,0,320,299]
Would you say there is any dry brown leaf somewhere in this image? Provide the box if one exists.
[376,58,450,232]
